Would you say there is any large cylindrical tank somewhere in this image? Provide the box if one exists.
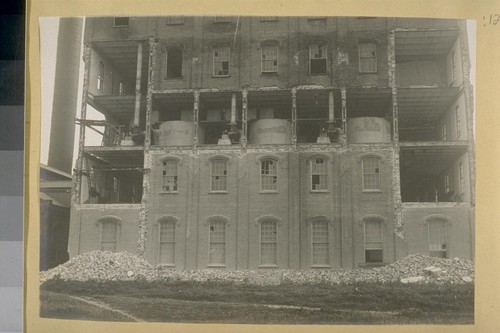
[347,117,391,143]
[249,119,292,144]
[157,121,205,146]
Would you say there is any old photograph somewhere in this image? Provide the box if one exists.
[39,15,475,324]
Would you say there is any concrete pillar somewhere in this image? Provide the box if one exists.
[328,90,335,123]
[241,89,248,148]
[193,90,200,150]
[133,42,143,128]
[291,88,297,147]
[48,17,83,174]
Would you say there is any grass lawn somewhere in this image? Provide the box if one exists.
[40,280,474,324]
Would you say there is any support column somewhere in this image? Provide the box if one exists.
[241,89,248,149]
[340,87,347,147]
[291,88,297,147]
[133,42,143,128]
[193,90,200,151]
[74,43,91,205]
[145,37,157,148]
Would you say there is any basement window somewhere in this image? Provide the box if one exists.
[309,44,327,75]
[165,47,183,79]
[113,17,129,27]
[359,42,377,73]
[213,46,230,77]
[364,220,383,263]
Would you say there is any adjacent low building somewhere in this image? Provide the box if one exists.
[67,16,475,269]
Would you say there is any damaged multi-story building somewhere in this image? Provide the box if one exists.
[67,16,475,269]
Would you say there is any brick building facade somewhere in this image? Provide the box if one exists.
[68,16,475,269]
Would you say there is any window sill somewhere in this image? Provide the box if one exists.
[259,190,278,194]
[207,264,226,268]
[209,190,228,194]
[311,190,329,194]
[362,190,382,193]
[258,264,278,269]
[159,191,179,195]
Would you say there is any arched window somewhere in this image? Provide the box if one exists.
[428,219,448,258]
[210,158,228,191]
[209,220,226,265]
[364,219,383,263]
[159,219,176,264]
[97,216,121,252]
[362,157,381,191]
[162,159,178,192]
[311,157,328,191]
[260,159,278,191]
[260,220,278,265]
[311,220,329,265]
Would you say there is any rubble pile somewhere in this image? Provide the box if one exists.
[40,252,474,285]
[40,251,157,283]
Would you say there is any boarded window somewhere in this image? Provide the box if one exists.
[311,157,328,191]
[362,157,380,191]
[159,220,176,264]
[162,159,178,192]
[209,221,226,264]
[213,47,230,76]
[261,159,277,191]
[113,17,129,26]
[428,220,447,258]
[166,47,182,79]
[261,221,277,265]
[309,44,327,75]
[359,43,377,73]
[101,221,117,252]
[261,45,278,74]
[211,159,228,191]
[364,220,382,262]
[312,221,329,265]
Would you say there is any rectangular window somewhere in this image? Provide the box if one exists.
[211,159,228,191]
[213,47,230,77]
[459,162,465,193]
[362,158,380,191]
[309,44,327,75]
[359,43,377,73]
[166,47,183,79]
[261,221,277,265]
[312,221,329,266]
[261,45,278,74]
[167,16,184,25]
[97,61,104,92]
[428,220,447,258]
[101,221,117,252]
[311,158,328,191]
[455,106,461,139]
[209,221,226,265]
[261,159,277,191]
[214,16,233,23]
[162,160,178,192]
[113,17,129,26]
[364,221,382,263]
[159,221,176,264]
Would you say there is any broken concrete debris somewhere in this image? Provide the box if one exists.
[40,251,474,285]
